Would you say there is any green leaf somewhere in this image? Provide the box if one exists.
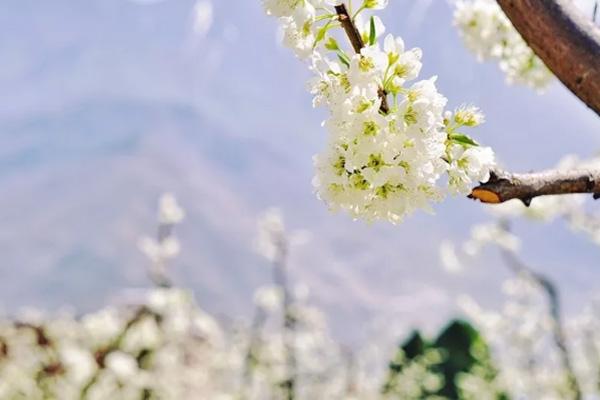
[337,51,350,68]
[325,37,339,51]
[449,133,479,147]
[369,16,377,46]
[313,21,333,49]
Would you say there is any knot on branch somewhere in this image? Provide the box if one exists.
[468,170,515,204]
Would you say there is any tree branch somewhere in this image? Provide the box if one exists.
[469,169,600,205]
[496,0,600,116]
[335,4,390,113]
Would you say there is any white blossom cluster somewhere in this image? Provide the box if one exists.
[6,202,600,399]
[0,288,382,400]
[454,0,554,90]
[0,288,231,400]
[263,0,495,224]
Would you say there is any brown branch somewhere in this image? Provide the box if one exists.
[469,169,600,205]
[335,4,390,113]
[496,0,600,116]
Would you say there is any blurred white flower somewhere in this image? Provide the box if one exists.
[82,308,123,345]
[147,288,190,314]
[60,346,95,384]
[255,208,285,262]
[253,286,284,312]
[122,317,162,353]
[105,351,139,381]
[158,193,185,225]
[138,236,181,263]
[454,0,554,90]
[464,222,520,256]
[439,240,463,273]
[192,0,213,37]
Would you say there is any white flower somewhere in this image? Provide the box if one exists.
[280,3,317,59]
[448,145,495,194]
[262,0,302,17]
[453,105,485,127]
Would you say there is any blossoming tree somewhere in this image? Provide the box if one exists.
[262,0,600,224]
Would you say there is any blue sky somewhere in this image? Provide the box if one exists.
[0,0,599,343]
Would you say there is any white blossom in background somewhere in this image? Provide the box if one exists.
[5,202,600,398]
[454,0,554,90]
[139,193,185,285]
[254,285,284,312]
[138,236,181,264]
[255,207,286,262]
[439,239,463,273]
[456,284,557,399]
[438,156,600,399]
[439,221,520,273]
[192,0,213,37]
[263,0,495,224]
[158,193,185,225]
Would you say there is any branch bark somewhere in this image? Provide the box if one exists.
[469,169,600,205]
[496,0,600,116]
[335,4,390,113]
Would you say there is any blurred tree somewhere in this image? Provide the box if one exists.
[382,319,509,399]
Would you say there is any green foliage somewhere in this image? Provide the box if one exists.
[382,319,509,400]
[448,133,479,148]
[369,16,377,46]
